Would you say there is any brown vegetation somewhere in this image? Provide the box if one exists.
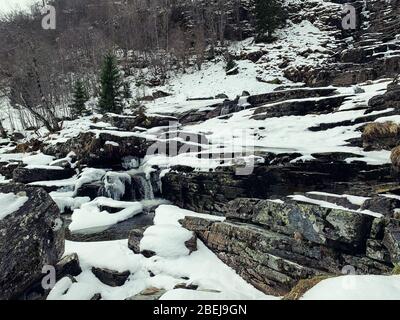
[362,121,400,150]
[283,275,331,300]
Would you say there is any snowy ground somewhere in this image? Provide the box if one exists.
[48,205,272,300]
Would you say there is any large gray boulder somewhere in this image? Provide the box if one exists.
[224,198,373,250]
[0,184,65,300]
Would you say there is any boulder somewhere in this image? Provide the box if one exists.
[128,226,149,254]
[43,131,153,168]
[0,184,64,300]
[91,267,130,287]
[383,228,400,263]
[181,215,390,295]
[13,167,76,184]
[361,196,400,217]
[224,198,373,250]
[55,253,82,280]
[152,90,171,99]
[368,81,400,110]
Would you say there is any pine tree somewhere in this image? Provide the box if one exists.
[98,53,123,114]
[71,80,89,119]
[255,0,286,42]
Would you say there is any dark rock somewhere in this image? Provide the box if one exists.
[246,51,264,63]
[184,232,198,254]
[174,283,198,290]
[75,182,103,200]
[247,88,337,108]
[91,267,130,287]
[10,132,25,142]
[43,131,153,168]
[226,66,239,75]
[368,81,400,110]
[361,196,400,217]
[383,228,400,263]
[0,184,64,300]
[56,253,82,280]
[215,93,229,99]
[152,90,171,99]
[162,160,394,214]
[104,114,178,131]
[251,95,349,119]
[128,226,149,254]
[13,167,76,184]
[90,293,102,300]
[0,161,22,179]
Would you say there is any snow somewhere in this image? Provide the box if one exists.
[0,192,29,220]
[25,164,64,170]
[140,224,194,258]
[302,275,400,300]
[105,141,119,147]
[49,191,91,214]
[0,0,38,14]
[22,153,54,166]
[73,168,106,195]
[49,204,268,300]
[0,174,11,184]
[69,197,143,233]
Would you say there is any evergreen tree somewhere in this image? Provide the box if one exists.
[71,80,89,119]
[255,0,286,42]
[98,53,123,114]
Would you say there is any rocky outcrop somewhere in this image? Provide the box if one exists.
[103,113,178,131]
[224,198,372,251]
[247,88,337,108]
[161,159,395,214]
[251,95,350,119]
[0,184,65,300]
[180,195,394,295]
[13,167,76,184]
[368,77,400,110]
[43,131,153,168]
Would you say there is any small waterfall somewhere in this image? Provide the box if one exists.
[137,175,154,200]
[130,173,155,201]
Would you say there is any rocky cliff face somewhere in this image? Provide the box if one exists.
[302,0,400,86]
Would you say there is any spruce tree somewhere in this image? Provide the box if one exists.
[98,53,123,114]
[71,80,89,119]
[255,0,286,42]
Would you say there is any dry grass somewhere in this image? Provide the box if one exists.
[363,121,400,141]
[391,145,400,170]
[392,264,400,275]
[283,275,332,300]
